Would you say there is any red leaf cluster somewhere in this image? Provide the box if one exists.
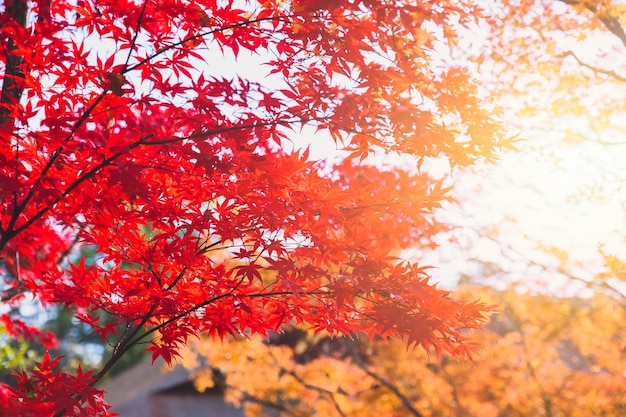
[3,352,114,417]
[0,0,507,414]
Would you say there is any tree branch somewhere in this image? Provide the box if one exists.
[123,16,288,74]
[556,50,626,82]
[0,0,28,129]
[0,285,26,303]
[353,358,425,417]
[283,368,348,417]
[123,0,150,71]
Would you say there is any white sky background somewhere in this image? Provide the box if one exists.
[428,138,626,292]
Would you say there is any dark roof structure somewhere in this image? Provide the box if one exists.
[102,358,245,417]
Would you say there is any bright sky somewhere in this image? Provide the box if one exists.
[435,138,626,292]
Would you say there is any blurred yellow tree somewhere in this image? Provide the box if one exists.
[180,284,626,417]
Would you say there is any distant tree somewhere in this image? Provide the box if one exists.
[181,284,626,417]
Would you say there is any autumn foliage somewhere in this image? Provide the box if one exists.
[0,0,511,415]
[182,285,626,417]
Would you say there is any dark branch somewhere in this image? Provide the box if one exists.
[354,358,425,417]
[0,0,28,129]
[0,285,26,303]
[123,0,150,71]
[283,368,348,417]
[124,16,288,74]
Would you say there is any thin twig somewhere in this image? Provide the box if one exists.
[353,358,425,417]
[123,0,150,71]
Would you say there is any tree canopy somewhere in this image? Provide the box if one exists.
[0,0,512,415]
